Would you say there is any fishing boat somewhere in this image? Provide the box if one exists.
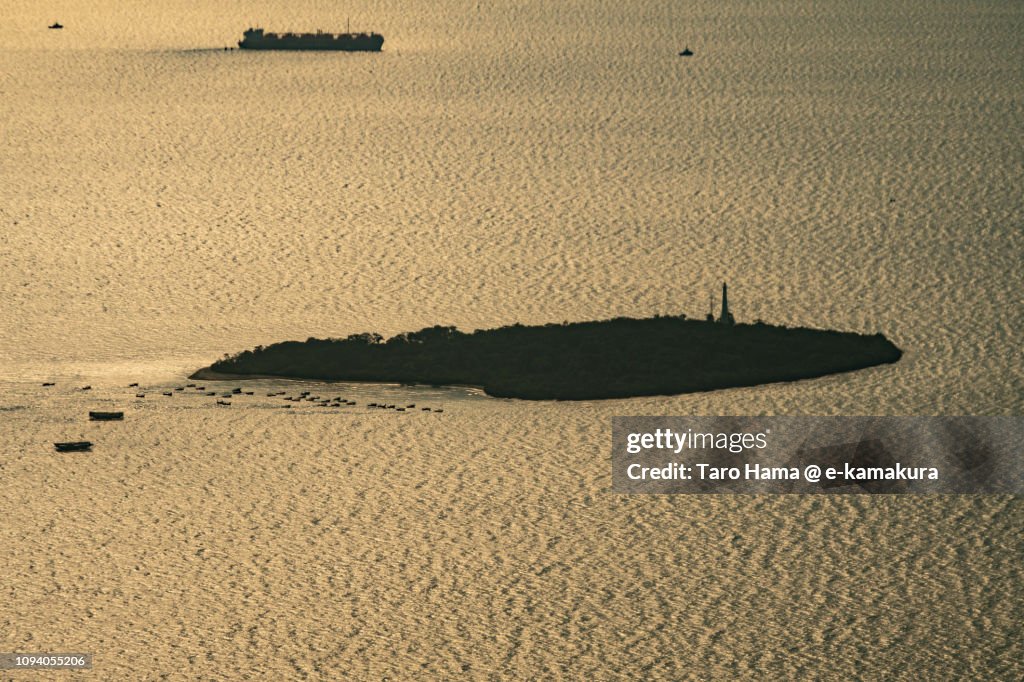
[55,441,91,452]
[89,411,124,421]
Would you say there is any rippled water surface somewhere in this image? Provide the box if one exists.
[1,1,1021,678]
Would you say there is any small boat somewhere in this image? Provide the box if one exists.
[678,48,693,57]
[49,22,63,30]
[55,441,91,452]
[89,411,124,421]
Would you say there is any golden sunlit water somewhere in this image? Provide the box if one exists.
[1,1,1021,678]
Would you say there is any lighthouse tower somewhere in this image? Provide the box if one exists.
[719,282,735,325]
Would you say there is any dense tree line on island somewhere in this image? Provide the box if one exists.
[197,316,902,400]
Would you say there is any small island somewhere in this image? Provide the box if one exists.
[192,284,902,400]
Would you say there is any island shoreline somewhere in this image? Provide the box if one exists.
[188,367,489,394]
[189,362,900,401]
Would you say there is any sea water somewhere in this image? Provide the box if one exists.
[1,1,1021,678]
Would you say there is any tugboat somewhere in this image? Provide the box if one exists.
[238,27,384,51]
[55,441,91,452]
[48,22,63,30]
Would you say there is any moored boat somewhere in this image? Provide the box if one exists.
[89,411,124,421]
[55,441,91,452]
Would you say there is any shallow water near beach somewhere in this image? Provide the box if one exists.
[1,0,1021,678]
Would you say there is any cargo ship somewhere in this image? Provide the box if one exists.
[238,27,383,51]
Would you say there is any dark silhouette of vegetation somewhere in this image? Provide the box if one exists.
[192,317,902,400]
